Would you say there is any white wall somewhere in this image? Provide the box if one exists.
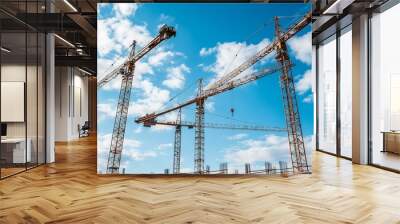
[1,65,43,137]
[54,67,89,141]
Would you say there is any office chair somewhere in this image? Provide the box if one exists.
[79,121,90,138]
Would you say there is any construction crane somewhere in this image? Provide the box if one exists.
[136,12,312,174]
[274,17,309,173]
[149,110,287,174]
[97,25,176,88]
[99,25,176,174]
[136,65,289,173]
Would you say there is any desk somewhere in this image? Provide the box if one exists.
[382,131,400,154]
[1,138,31,163]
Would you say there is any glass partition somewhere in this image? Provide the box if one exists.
[1,31,28,177]
[317,35,337,154]
[0,1,46,179]
[339,26,352,158]
[370,3,400,171]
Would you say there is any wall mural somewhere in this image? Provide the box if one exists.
[97,3,313,175]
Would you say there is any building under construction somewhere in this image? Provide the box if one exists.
[98,12,312,175]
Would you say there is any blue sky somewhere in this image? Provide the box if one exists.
[97,3,313,174]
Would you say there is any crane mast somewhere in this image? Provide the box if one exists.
[106,42,136,174]
[173,109,182,174]
[274,17,309,173]
[194,79,205,173]
[105,25,176,174]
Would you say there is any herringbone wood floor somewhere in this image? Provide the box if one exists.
[1,135,400,224]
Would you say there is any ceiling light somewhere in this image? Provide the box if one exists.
[78,67,92,76]
[1,47,11,53]
[54,34,75,48]
[63,0,78,12]
[322,0,355,15]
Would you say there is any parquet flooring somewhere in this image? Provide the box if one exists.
[1,135,400,223]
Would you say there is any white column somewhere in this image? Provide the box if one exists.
[312,45,317,150]
[46,33,55,163]
[352,14,369,164]
[45,0,56,163]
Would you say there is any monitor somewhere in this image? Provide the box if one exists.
[1,123,7,137]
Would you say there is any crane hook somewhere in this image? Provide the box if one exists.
[230,108,235,117]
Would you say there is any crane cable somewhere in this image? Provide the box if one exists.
[186,106,261,126]
[219,18,276,118]
[167,79,198,103]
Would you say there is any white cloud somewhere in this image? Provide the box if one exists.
[113,3,138,18]
[202,39,273,87]
[97,57,122,81]
[146,110,182,132]
[148,50,174,66]
[99,59,155,91]
[157,143,173,150]
[224,134,313,168]
[162,64,190,89]
[295,69,313,104]
[205,101,215,112]
[98,15,152,56]
[160,13,171,21]
[227,133,248,141]
[199,47,216,56]
[97,19,116,57]
[97,133,147,172]
[160,110,182,121]
[134,126,143,133]
[98,103,116,118]
[97,56,123,91]
[295,69,312,95]
[288,31,311,65]
[129,79,171,117]
[150,125,174,132]
[124,147,157,161]
[225,135,289,165]
[303,94,313,103]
